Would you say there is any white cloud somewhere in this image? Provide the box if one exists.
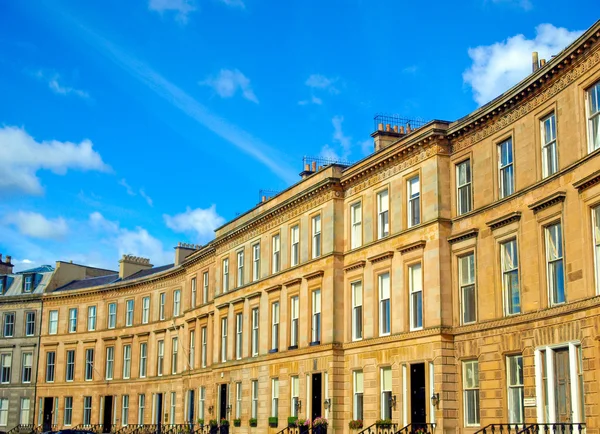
[219,0,245,7]
[32,70,90,99]
[360,139,373,156]
[305,74,339,94]
[199,69,258,103]
[319,144,341,162]
[0,126,111,195]
[489,0,532,11]
[463,24,583,106]
[140,189,153,207]
[119,178,136,196]
[148,0,196,23]
[298,95,322,106]
[402,65,418,74]
[89,211,119,233]
[118,179,153,206]
[4,211,68,239]
[318,116,353,162]
[164,205,225,242]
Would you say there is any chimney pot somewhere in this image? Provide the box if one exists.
[6,256,11,264]
[312,161,317,171]
[532,51,539,72]
[400,126,405,134]
[262,196,266,202]
[385,124,391,132]
[378,123,384,131]
[406,123,412,133]
[304,163,310,171]
[540,59,546,66]
[393,125,398,133]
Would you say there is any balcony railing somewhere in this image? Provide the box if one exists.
[475,424,529,434]
[395,423,436,434]
[7,424,36,434]
[359,422,398,434]
[517,424,585,434]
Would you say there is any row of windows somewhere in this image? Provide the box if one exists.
[0,273,37,296]
[0,397,30,426]
[2,311,35,338]
[0,351,33,385]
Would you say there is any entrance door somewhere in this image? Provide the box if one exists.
[411,363,426,424]
[103,396,113,432]
[42,397,53,431]
[188,390,195,425]
[311,373,322,421]
[219,384,228,420]
[555,349,572,422]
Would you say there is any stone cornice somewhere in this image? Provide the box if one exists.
[368,251,394,264]
[245,291,261,300]
[343,326,453,351]
[102,336,117,342]
[344,261,366,272]
[264,284,282,294]
[153,328,166,334]
[303,270,324,281]
[573,168,600,193]
[82,339,96,344]
[136,332,150,337]
[397,240,426,255]
[231,297,245,306]
[447,229,479,244]
[486,211,522,230]
[215,302,229,310]
[283,278,301,287]
[528,191,566,213]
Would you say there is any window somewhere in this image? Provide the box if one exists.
[138,394,145,425]
[507,355,524,423]
[459,253,477,324]
[501,239,520,315]
[0,354,11,383]
[291,376,299,417]
[20,398,30,425]
[25,312,35,336]
[108,302,117,329]
[235,382,242,419]
[235,313,243,360]
[199,387,206,421]
[142,297,150,324]
[105,347,114,380]
[271,302,280,351]
[83,397,92,425]
[221,317,227,362]
[3,313,14,337]
[498,138,515,198]
[66,308,77,333]
[463,360,480,426]
[351,202,362,249]
[381,367,392,420]
[546,223,565,305]
[353,371,364,421]
[351,281,363,341]
[312,215,321,258]
[272,235,281,273]
[170,392,176,425]
[0,277,4,295]
[587,80,600,152]
[85,349,94,381]
[48,310,58,334]
[407,175,421,227]
[21,352,32,383]
[126,299,134,326]
[290,296,299,347]
[251,308,259,356]
[312,289,321,344]
[456,159,472,215]
[594,205,600,294]
[201,327,207,368]
[23,274,33,292]
[159,293,166,320]
[271,378,279,417]
[377,189,389,239]
[173,290,181,317]
[123,344,132,379]
[87,306,97,331]
[251,380,258,419]
[409,263,423,330]
[291,225,300,266]
[139,343,147,378]
[237,250,244,286]
[122,395,129,426]
[171,338,178,374]
[46,351,55,382]
[203,272,209,303]
[191,277,197,308]
[64,397,73,425]
[222,258,229,293]
[252,243,260,281]
[65,350,75,381]
[157,340,164,376]
[0,398,7,426]
[379,273,391,336]
[541,113,558,177]
[189,331,195,369]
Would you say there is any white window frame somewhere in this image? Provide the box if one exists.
[108,302,117,329]
[507,354,524,423]
[251,307,259,357]
[541,112,558,178]
[353,370,364,421]
[199,387,205,421]
[351,281,363,341]
[459,253,477,324]
[203,272,209,303]
[271,378,279,418]
[173,290,181,317]
[237,250,244,287]
[83,397,92,425]
[222,258,229,293]
[271,302,279,351]
[68,308,77,333]
[291,376,299,417]
[407,175,421,227]
[22,352,32,383]
[189,330,195,369]
[272,234,281,273]
[122,395,129,426]
[20,397,30,425]
[171,337,178,374]
[312,215,322,259]
[126,299,134,326]
[235,313,243,360]
[291,225,300,266]
[105,346,114,380]
[380,367,392,420]
[251,380,258,419]
[290,296,299,347]
[48,310,58,335]
[46,351,55,382]
[0,398,7,427]
[377,189,389,239]
[593,205,600,295]
[498,137,515,198]
[201,327,207,368]
[236,382,242,419]
[87,306,97,331]
[311,289,321,343]
[3,313,14,338]
[63,397,73,426]
[85,348,94,381]
[456,159,472,215]
[409,263,423,330]
[252,243,260,282]
[545,222,565,305]
[65,349,75,382]
[378,273,391,336]
[138,394,145,425]
[586,80,600,153]
[221,317,227,363]
[142,297,150,324]
[501,239,521,315]
[463,360,480,426]
[123,344,131,379]
[139,343,147,378]
[0,353,11,384]
[351,202,362,249]
[191,277,197,308]
[157,340,164,376]
[159,293,166,320]
[25,312,35,336]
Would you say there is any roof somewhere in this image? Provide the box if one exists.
[0,270,54,296]
[16,265,55,274]
[124,263,174,280]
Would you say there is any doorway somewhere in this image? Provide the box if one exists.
[103,396,113,432]
[155,394,163,426]
[219,384,228,420]
[188,390,195,425]
[555,349,572,422]
[42,397,53,431]
[411,363,426,424]
[311,373,322,421]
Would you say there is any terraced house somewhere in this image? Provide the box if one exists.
[32,19,600,434]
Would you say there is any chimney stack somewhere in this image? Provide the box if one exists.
[174,242,201,266]
[0,254,14,274]
[119,255,153,279]
[532,51,539,72]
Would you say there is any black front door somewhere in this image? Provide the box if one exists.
[219,384,228,420]
[103,396,113,432]
[42,397,53,431]
[156,393,163,434]
[311,373,322,421]
[411,363,426,424]
[188,390,195,425]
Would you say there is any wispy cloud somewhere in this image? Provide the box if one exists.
[148,0,196,23]
[402,65,418,74]
[199,69,258,103]
[305,74,339,94]
[319,115,352,162]
[119,179,153,206]
[30,69,90,99]
[164,205,225,243]
[119,178,136,196]
[298,95,322,106]
[488,0,533,11]
[219,0,245,8]
[140,189,153,207]
[463,23,582,105]
[68,23,295,184]
[4,211,68,240]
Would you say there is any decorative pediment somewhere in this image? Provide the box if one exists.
[573,169,600,193]
[447,229,479,244]
[368,251,395,264]
[397,240,426,255]
[486,212,522,230]
[528,191,566,213]
[303,270,324,281]
[344,261,366,272]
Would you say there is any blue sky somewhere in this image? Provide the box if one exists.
[0,0,595,271]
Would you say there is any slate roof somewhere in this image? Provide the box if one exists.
[0,266,55,296]
[16,265,55,274]
[124,263,174,280]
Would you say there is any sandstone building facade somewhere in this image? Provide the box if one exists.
[29,19,600,434]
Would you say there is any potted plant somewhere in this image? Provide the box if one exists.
[349,420,363,430]
[296,418,310,434]
[313,417,328,434]
[220,419,230,434]
[209,420,219,434]
[376,419,393,428]
[287,417,298,427]
[197,419,205,427]
[268,417,278,428]
[233,419,241,427]
[249,418,257,427]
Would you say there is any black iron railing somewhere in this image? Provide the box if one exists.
[359,422,398,434]
[517,424,585,434]
[74,424,105,433]
[475,424,529,434]
[7,424,36,434]
[395,423,436,434]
